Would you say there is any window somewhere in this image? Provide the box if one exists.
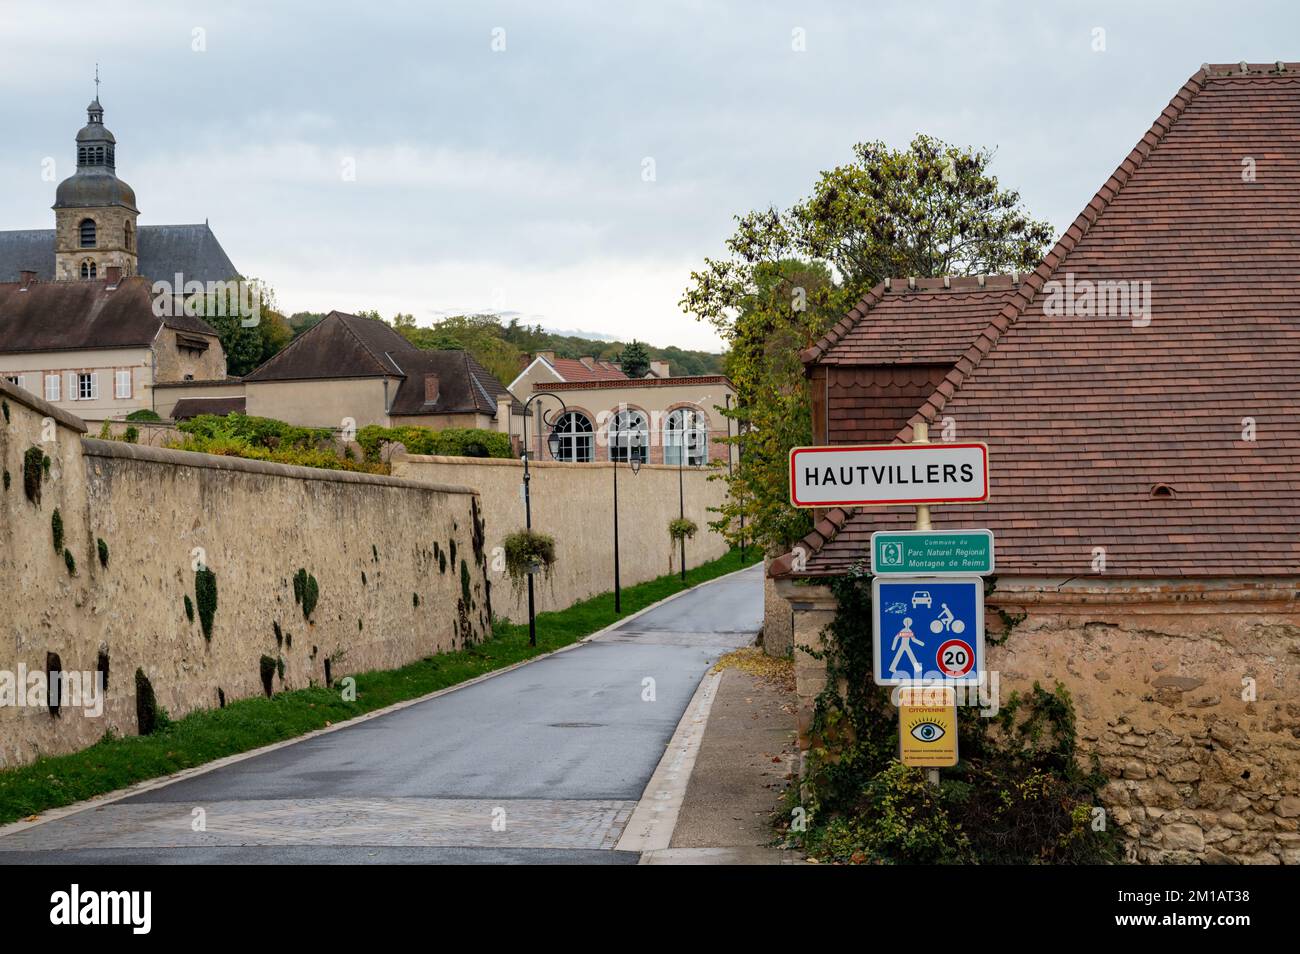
[124,220,134,252]
[3,374,21,390]
[44,374,60,402]
[607,408,648,462]
[79,219,96,248]
[77,146,88,165]
[550,411,593,462]
[80,260,97,279]
[115,370,131,399]
[664,407,708,466]
[77,373,97,401]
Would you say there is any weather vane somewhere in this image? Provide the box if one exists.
[94,63,100,99]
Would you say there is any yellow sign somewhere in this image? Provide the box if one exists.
[898,686,958,767]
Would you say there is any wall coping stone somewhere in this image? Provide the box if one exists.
[0,377,89,433]
[396,452,715,474]
[82,438,479,495]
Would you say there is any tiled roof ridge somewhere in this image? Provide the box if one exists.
[768,506,858,577]
[336,311,409,378]
[893,66,1211,443]
[802,275,1025,364]
[536,374,732,390]
[243,311,333,380]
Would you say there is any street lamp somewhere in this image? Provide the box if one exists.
[520,390,565,647]
[612,426,642,614]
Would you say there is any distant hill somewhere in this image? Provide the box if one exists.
[286,312,725,385]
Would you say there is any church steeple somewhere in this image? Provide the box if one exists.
[52,74,139,280]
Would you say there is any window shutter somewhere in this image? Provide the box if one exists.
[115,370,131,399]
[45,374,59,402]
[66,372,77,401]
[89,372,99,400]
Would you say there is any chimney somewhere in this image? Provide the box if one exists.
[536,350,555,364]
[649,360,670,378]
[105,266,122,289]
[19,270,37,291]
[578,356,596,370]
[423,373,439,404]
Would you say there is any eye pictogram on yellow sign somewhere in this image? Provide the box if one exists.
[898,687,958,767]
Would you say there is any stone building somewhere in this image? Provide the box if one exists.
[228,310,524,433]
[0,95,240,422]
[770,63,1300,864]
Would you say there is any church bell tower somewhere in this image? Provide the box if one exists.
[52,74,140,281]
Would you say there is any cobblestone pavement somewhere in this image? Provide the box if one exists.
[0,798,636,851]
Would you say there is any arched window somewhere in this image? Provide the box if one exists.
[550,411,593,462]
[664,407,708,466]
[607,408,648,462]
[78,146,88,165]
[94,146,104,164]
[80,260,97,280]
[79,219,96,248]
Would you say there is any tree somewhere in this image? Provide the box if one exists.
[619,339,651,377]
[682,134,1054,555]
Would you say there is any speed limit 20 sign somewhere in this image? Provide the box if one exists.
[871,576,985,686]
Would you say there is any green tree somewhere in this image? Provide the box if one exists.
[619,339,651,377]
[683,134,1053,554]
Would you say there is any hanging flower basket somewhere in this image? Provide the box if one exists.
[503,529,557,592]
[668,518,698,542]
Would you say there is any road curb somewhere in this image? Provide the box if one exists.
[615,669,726,855]
[0,559,762,841]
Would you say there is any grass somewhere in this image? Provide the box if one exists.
[0,547,761,825]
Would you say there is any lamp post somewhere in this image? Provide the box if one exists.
[613,428,642,613]
[520,391,565,647]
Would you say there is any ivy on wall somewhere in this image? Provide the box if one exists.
[786,565,1118,865]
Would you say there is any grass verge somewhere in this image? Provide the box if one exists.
[0,547,760,825]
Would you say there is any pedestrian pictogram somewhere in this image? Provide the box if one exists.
[872,576,984,686]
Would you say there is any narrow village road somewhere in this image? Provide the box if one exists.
[0,564,763,864]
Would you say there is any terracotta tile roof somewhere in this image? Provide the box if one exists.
[804,276,1022,366]
[778,63,1300,580]
[547,356,628,382]
[539,374,732,391]
[0,275,220,352]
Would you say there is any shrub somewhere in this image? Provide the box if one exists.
[122,426,139,444]
[169,412,386,475]
[184,595,194,622]
[22,446,43,504]
[294,568,319,620]
[2,470,9,492]
[195,567,218,640]
[97,538,109,568]
[125,409,161,422]
[51,508,63,553]
[135,668,163,735]
[355,424,512,462]
[785,569,1118,865]
[501,530,556,590]
[259,655,276,697]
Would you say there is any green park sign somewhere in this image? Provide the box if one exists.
[870,529,995,576]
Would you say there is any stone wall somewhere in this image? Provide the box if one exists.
[777,575,1300,865]
[761,559,794,656]
[0,379,492,767]
[393,454,729,622]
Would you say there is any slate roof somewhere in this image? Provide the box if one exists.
[776,62,1300,580]
[171,396,247,420]
[388,350,522,417]
[243,311,411,381]
[245,311,520,417]
[0,276,220,352]
[0,223,239,284]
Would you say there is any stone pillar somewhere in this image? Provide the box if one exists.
[762,558,795,657]
[774,578,837,755]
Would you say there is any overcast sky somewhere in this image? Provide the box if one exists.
[0,1,1294,350]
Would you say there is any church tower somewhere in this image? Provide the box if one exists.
[52,83,139,281]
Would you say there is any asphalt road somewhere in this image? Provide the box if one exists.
[0,563,763,865]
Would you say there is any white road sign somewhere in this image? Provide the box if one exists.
[789,443,989,508]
